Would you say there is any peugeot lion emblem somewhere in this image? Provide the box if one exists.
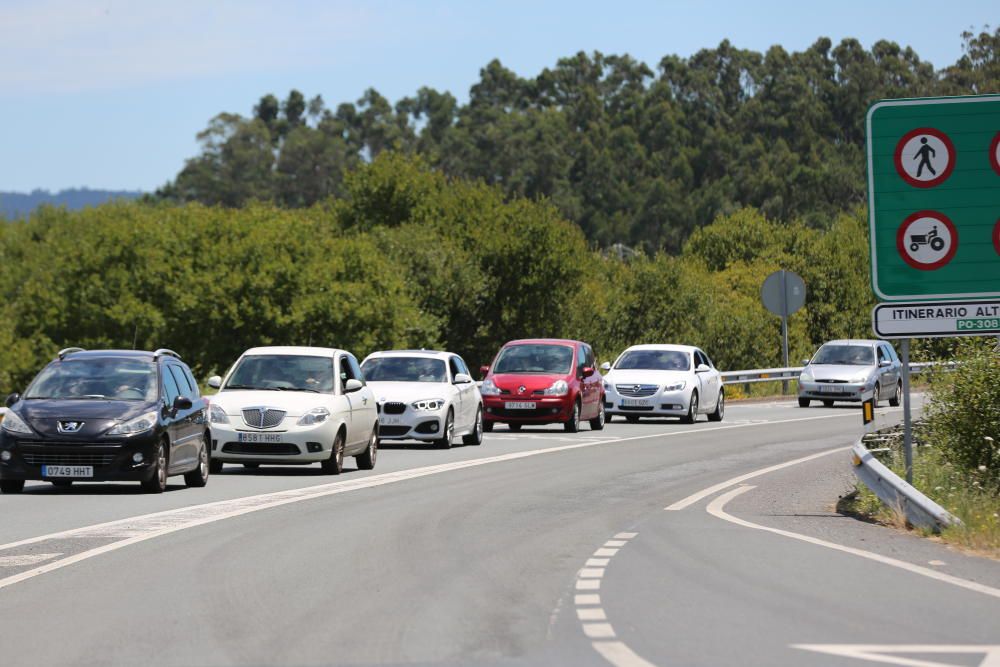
[58,421,84,434]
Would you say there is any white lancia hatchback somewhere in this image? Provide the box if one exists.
[207,346,378,474]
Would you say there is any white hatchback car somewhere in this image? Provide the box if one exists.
[207,346,378,474]
[601,344,724,423]
[360,350,483,448]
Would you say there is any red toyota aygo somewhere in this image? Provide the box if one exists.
[479,338,605,433]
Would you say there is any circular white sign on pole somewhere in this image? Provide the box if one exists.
[990,132,1000,177]
[760,270,806,317]
[893,128,955,188]
[896,210,958,271]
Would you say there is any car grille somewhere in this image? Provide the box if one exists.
[618,405,655,412]
[379,425,411,437]
[382,402,406,415]
[490,407,562,419]
[221,443,300,455]
[616,384,659,397]
[241,408,286,429]
[22,452,116,467]
[816,379,849,384]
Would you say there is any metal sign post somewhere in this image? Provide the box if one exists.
[900,339,913,483]
[761,270,806,394]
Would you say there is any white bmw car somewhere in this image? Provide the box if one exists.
[206,346,379,474]
[360,350,483,448]
[601,344,724,423]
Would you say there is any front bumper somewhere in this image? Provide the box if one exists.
[377,409,446,442]
[209,420,338,463]
[0,430,161,482]
[482,395,574,424]
[605,388,690,417]
[798,381,868,402]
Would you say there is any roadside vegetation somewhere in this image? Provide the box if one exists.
[848,341,1000,555]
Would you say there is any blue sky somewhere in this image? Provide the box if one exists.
[1,0,995,192]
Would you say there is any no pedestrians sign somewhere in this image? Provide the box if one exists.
[866,95,1000,301]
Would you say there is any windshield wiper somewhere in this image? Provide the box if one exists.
[225,384,277,391]
[273,387,320,393]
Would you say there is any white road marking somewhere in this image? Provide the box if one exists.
[576,579,601,590]
[604,540,627,547]
[583,623,616,639]
[664,445,849,511]
[0,410,866,591]
[614,532,638,539]
[594,548,619,557]
[577,608,608,621]
[587,558,610,567]
[0,553,62,567]
[575,594,601,605]
[708,485,1000,600]
[579,568,605,578]
[592,641,658,667]
[793,644,1000,667]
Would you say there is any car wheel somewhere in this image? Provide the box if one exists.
[798,397,810,408]
[822,399,834,407]
[708,390,725,422]
[141,442,168,494]
[321,432,345,475]
[483,420,494,433]
[356,426,378,470]
[0,480,25,494]
[509,423,522,432]
[889,381,902,407]
[872,383,880,409]
[184,443,210,487]
[209,458,223,474]
[682,392,699,424]
[436,410,455,449]
[589,401,605,431]
[463,407,484,446]
[626,415,639,423]
[51,480,73,488]
[564,401,581,433]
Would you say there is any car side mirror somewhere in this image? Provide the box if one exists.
[879,359,891,367]
[695,364,711,373]
[453,373,473,384]
[582,367,595,378]
[479,365,490,377]
[600,362,611,372]
[5,393,20,408]
[801,359,810,366]
[207,375,222,389]
[344,378,363,393]
[173,395,193,411]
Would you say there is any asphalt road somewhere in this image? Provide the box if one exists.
[0,398,997,667]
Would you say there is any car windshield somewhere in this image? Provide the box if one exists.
[224,355,335,393]
[493,344,574,375]
[24,359,157,401]
[812,345,875,366]
[361,357,447,382]
[615,350,690,371]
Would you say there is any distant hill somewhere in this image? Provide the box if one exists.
[0,188,143,219]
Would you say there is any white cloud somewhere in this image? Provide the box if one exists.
[0,0,374,93]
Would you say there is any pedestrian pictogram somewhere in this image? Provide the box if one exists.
[991,132,1000,176]
[893,128,955,188]
[896,211,957,270]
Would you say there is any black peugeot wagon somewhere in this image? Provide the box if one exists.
[0,348,210,494]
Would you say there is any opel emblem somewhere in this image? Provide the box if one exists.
[58,421,84,433]
[633,385,641,393]
[518,385,527,395]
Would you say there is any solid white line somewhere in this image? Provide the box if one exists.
[794,643,1000,667]
[592,640,658,667]
[664,445,849,511]
[707,486,1000,600]
[0,409,866,591]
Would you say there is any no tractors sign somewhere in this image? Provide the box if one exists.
[866,95,1000,301]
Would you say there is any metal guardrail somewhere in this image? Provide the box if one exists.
[720,362,943,386]
[850,437,961,531]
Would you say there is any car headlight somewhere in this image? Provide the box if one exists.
[107,411,158,436]
[852,371,872,384]
[297,407,330,426]
[664,381,686,392]
[412,399,446,411]
[481,379,500,396]
[800,371,813,383]
[209,404,230,424]
[541,380,569,396]
[0,411,32,435]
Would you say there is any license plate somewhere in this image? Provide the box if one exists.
[43,465,93,478]
[380,416,402,426]
[621,399,652,408]
[820,386,844,394]
[506,401,536,410]
[237,432,283,443]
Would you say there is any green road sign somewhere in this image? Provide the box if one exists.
[866,95,1000,301]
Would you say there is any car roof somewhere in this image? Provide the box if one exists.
[622,344,699,352]
[365,350,453,360]
[502,338,583,347]
[58,350,160,361]
[242,346,345,357]
[821,339,882,347]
